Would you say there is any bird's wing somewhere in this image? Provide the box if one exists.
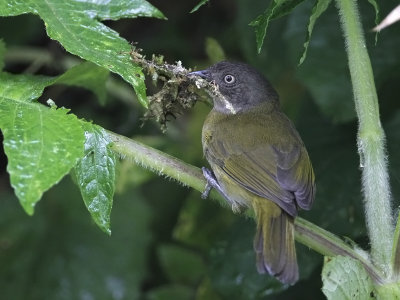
[274,143,315,211]
[205,131,315,217]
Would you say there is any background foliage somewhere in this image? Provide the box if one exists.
[0,0,400,299]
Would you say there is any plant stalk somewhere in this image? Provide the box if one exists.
[335,0,393,274]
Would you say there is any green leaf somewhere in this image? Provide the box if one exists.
[0,0,166,107]
[375,282,400,299]
[0,88,84,214]
[249,0,306,53]
[74,123,116,235]
[321,256,374,300]
[0,62,109,103]
[0,64,109,214]
[158,244,206,285]
[190,0,210,13]
[56,62,109,104]
[367,0,379,44]
[367,0,379,27]
[284,4,356,123]
[299,0,332,65]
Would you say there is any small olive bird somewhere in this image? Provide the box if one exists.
[189,61,315,284]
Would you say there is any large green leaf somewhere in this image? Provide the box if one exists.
[75,123,116,235]
[0,0,166,107]
[0,95,84,215]
[0,63,109,214]
[322,256,374,300]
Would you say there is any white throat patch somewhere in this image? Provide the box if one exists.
[222,96,237,114]
[208,81,238,115]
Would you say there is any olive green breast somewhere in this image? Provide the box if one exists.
[202,104,302,159]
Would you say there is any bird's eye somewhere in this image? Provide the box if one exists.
[224,74,235,84]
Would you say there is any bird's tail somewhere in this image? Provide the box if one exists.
[252,198,298,285]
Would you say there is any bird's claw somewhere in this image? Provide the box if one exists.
[201,167,216,199]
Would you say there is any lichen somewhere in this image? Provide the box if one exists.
[129,47,212,132]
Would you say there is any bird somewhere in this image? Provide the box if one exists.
[189,61,315,285]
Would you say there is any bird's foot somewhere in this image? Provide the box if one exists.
[201,167,243,213]
[201,167,219,199]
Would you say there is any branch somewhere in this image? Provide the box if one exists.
[108,130,383,283]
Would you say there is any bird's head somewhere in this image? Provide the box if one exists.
[189,61,279,114]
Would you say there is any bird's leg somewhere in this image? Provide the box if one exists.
[201,167,222,199]
[201,167,242,213]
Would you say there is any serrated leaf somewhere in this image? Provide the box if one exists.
[0,73,52,101]
[322,256,374,300]
[0,0,167,107]
[299,0,332,65]
[74,123,116,235]
[190,0,210,13]
[0,65,108,215]
[0,93,84,215]
[249,0,305,53]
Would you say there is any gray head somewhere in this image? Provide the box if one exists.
[189,61,279,114]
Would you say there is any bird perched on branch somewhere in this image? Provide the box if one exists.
[189,61,315,284]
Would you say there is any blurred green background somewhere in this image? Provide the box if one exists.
[1,0,400,299]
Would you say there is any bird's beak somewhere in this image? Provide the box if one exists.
[188,70,212,81]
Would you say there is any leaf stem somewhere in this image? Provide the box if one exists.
[108,130,383,282]
[335,0,394,275]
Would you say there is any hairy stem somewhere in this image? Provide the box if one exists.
[108,130,382,282]
[335,0,393,274]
